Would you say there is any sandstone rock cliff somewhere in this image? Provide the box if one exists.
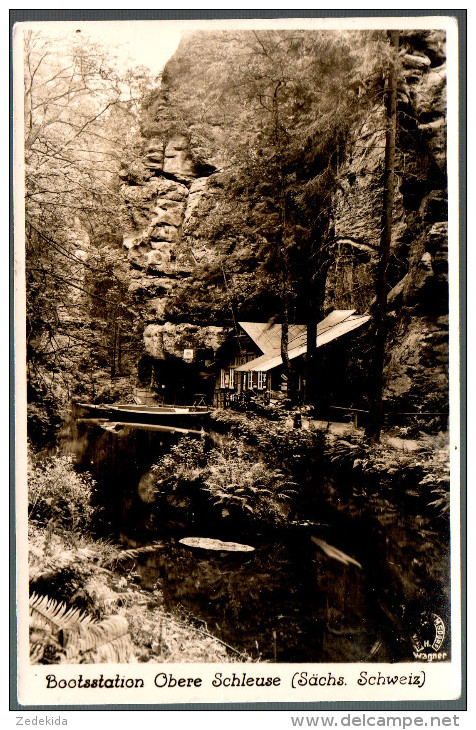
[324,30,448,413]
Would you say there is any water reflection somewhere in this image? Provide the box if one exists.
[63,417,450,663]
[132,536,383,662]
[65,417,186,539]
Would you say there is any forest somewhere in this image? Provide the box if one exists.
[22,26,451,666]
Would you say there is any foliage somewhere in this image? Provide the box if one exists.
[30,592,135,664]
[27,445,250,664]
[321,429,450,523]
[28,449,95,531]
[28,522,247,664]
[28,520,138,663]
[28,523,121,612]
[202,442,297,522]
[125,598,249,663]
[151,437,209,490]
[23,30,150,438]
[211,410,449,523]
[151,434,298,525]
[210,409,325,477]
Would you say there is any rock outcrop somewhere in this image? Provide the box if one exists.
[120,132,226,368]
[324,30,448,413]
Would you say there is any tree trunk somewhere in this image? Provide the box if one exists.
[365,30,399,442]
[305,316,318,406]
[278,166,297,403]
[110,316,117,379]
[280,318,291,383]
[117,324,122,374]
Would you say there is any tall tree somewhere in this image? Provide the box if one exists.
[365,30,400,441]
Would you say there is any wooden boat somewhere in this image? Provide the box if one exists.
[108,403,210,426]
[75,402,113,418]
[75,402,210,427]
[179,537,255,553]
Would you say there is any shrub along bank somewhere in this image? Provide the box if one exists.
[208,410,450,525]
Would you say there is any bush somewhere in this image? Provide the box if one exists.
[28,450,95,532]
[203,442,297,523]
[151,435,298,526]
[210,409,325,479]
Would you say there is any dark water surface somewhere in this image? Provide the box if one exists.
[64,417,450,663]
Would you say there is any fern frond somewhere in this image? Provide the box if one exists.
[30,627,62,663]
[30,593,135,664]
[62,615,134,663]
[30,592,93,633]
[111,541,165,564]
[29,546,111,584]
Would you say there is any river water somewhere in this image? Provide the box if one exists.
[64,416,450,664]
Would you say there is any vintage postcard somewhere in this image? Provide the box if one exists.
[13,13,463,708]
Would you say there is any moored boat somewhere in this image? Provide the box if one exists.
[75,402,210,426]
[75,402,114,418]
[109,403,210,425]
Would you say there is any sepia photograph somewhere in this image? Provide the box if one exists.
[13,13,462,707]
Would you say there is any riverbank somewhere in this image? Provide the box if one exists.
[28,410,451,664]
[206,409,451,660]
[28,450,248,664]
[209,409,450,523]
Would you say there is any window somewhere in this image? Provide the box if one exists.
[229,368,235,389]
[257,371,266,389]
[247,371,254,389]
[220,369,229,388]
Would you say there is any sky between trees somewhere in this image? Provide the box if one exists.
[18,21,183,77]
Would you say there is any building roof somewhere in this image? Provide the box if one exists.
[235,311,371,372]
[238,322,307,355]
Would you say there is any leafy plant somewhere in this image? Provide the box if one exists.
[151,437,208,489]
[28,524,128,617]
[202,442,298,523]
[150,434,299,525]
[30,592,135,664]
[28,450,95,531]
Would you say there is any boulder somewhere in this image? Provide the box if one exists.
[144,297,170,322]
[143,322,227,359]
[412,64,447,118]
[384,315,449,411]
[152,178,189,202]
[427,221,448,278]
[183,177,210,227]
[129,277,175,297]
[402,53,432,69]
[151,203,185,228]
[143,137,164,172]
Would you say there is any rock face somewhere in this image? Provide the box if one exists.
[143,323,227,360]
[120,132,226,368]
[324,30,448,413]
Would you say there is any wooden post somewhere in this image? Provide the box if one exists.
[272,630,277,662]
